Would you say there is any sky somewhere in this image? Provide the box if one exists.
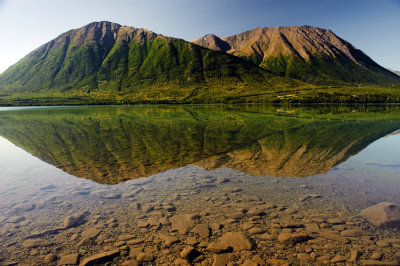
[0,0,399,74]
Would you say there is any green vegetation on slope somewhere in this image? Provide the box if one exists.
[0,22,400,105]
[0,22,293,105]
[259,53,400,85]
[193,26,400,87]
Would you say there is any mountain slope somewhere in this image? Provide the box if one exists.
[192,26,400,85]
[0,21,290,103]
[388,68,400,76]
[1,22,400,105]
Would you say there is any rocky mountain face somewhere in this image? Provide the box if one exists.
[0,21,277,95]
[192,26,400,85]
[0,22,399,104]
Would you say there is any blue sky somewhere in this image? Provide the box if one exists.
[0,0,399,73]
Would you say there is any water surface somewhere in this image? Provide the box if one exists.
[0,105,400,265]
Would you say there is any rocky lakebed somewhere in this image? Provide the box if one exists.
[1,165,400,266]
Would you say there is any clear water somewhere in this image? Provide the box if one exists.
[0,105,400,265]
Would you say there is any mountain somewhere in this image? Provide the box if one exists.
[192,26,400,85]
[0,21,291,104]
[0,22,400,105]
[388,68,400,76]
[0,105,399,184]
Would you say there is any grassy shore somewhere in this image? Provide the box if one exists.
[1,84,400,106]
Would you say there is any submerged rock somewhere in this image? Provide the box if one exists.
[330,255,346,263]
[129,202,141,210]
[160,234,179,246]
[192,224,211,238]
[121,261,139,266]
[212,254,230,266]
[80,249,119,266]
[349,250,362,263]
[278,232,308,245]
[127,239,144,245]
[216,177,230,184]
[63,211,89,228]
[207,243,231,253]
[7,216,26,223]
[136,252,154,262]
[12,203,36,212]
[359,202,400,227]
[81,227,100,239]
[43,254,58,264]
[248,227,265,235]
[359,260,399,265]
[318,231,349,243]
[242,260,258,266]
[180,246,198,261]
[257,233,276,240]
[22,239,52,248]
[341,229,369,237]
[174,258,192,265]
[370,252,383,260]
[102,192,121,199]
[267,258,289,265]
[58,253,80,265]
[297,253,314,262]
[117,234,135,241]
[219,232,253,251]
[170,214,200,234]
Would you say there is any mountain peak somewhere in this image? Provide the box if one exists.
[84,20,120,27]
[192,25,399,84]
[0,21,275,98]
[26,21,162,61]
[210,25,353,61]
[0,22,399,105]
[192,34,231,52]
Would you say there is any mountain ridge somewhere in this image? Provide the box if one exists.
[388,68,400,76]
[192,25,400,85]
[0,21,282,94]
[0,21,400,105]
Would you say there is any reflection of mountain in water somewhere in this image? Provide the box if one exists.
[194,124,365,177]
[0,105,399,184]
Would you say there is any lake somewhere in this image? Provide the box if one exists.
[0,105,400,265]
